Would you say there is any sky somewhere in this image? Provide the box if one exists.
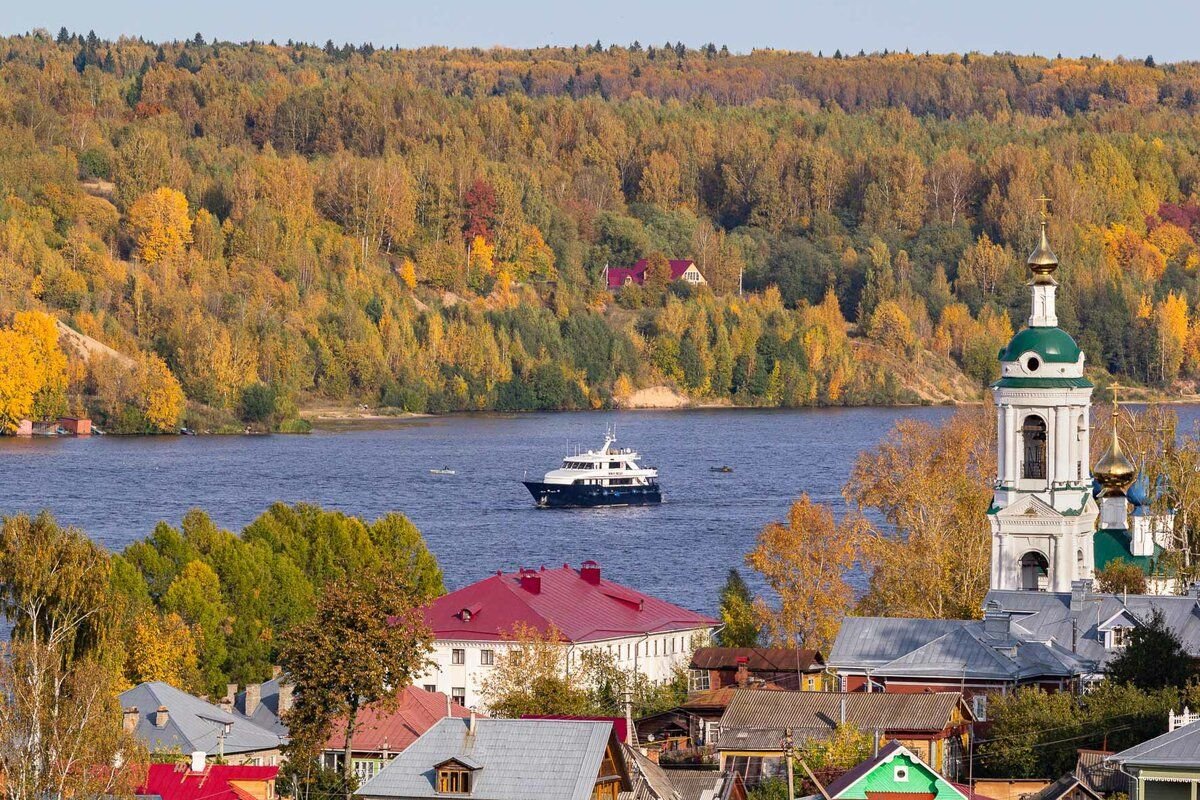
[8,0,1200,63]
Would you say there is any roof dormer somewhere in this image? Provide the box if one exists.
[434,756,481,795]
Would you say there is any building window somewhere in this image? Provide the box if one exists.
[480,649,494,666]
[972,694,988,722]
[424,684,437,693]
[1111,627,1132,649]
[1021,415,1048,479]
[353,760,378,783]
[452,648,465,665]
[654,639,658,657]
[452,687,466,705]
[894,765,909,782]
[689,669,711,692]
[437,767,471,794]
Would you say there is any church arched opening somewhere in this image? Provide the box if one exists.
[1021,415,1048,479]
[1019,551,1049,591]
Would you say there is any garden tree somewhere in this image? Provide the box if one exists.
[127,187,192,265]
[1106,608,1195,690]
[979,683,1200,778]
[745,495,866,652]
[1095,562,1148,595]
[0,513,146,800]
[848,409,995,619]
[481,623,593,718]
[716,568,760,647]
[279,566,433,799]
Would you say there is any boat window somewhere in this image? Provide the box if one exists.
[609,462,621,469]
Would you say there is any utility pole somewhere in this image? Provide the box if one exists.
[783,727,796,800]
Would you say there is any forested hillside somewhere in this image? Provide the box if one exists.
[3,31,1200,429]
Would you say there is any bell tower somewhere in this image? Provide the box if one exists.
[989,207,1099,592]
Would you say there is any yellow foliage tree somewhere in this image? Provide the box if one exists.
[398,257,417,290]
[128,187,193,265]
[13,311,68,420]
[126,611,201,691]
[867,300,916,355]
[848,409,995,619]
[138,353,185,432]
[0,328,39,432]
[745,495,866,651]
[470,235,495,277]
[1156,292,1190,384]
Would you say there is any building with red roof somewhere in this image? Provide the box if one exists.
[603,258,706,290]
[319,686,474,785]
[137,761,278,800]
[419,561,717,709]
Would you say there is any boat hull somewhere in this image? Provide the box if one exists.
[522,481,662,508]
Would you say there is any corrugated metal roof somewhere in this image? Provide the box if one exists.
[718,689,965,739]
[425,564,716,643]
[356,718,625,800]
[323,686,473,753]
[1110,721,1200,768]
[691,647,823,672]
[667,770,728,800]
[137,765,278,800]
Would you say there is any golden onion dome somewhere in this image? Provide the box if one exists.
[1027,219,1059,285]
[1093,404,1136,498]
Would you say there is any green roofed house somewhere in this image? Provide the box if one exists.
[822,740,968,800]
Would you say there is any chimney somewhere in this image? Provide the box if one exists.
[278,683,294,714]
[190,750,206,773]
[735,656,750,687]
[271,665,282,681]
[219,696,233,713]
[245,683,261,718]
[123,706,139,733]
[518,568,541,594]
[580,560,601,585]
[469,711,477,735]
[1189,582,1200,599]
[982,610,1012,637]
[154,705,169,728]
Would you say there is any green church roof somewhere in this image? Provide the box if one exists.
[992,376,1093,390]
[997,327,1082,364]
[1093,528,1168,575]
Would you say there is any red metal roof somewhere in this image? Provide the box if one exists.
[424,563,716,642]
[321,685,473,753]
[138,764,277,800]
[605,259,696,288]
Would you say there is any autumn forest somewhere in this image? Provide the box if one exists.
[3,31,1200,430]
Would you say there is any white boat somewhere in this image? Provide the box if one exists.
[523,428,662,508]
[430,467,456,475]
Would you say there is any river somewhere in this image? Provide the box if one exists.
[3,405,1197,614]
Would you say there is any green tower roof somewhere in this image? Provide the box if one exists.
[997,327,1082,364]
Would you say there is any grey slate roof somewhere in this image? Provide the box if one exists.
[234,677,290,737]
[356,717,626,800]
[666,770,733,800]
[1110,721,1200,769]
[1075,750,1130,795]
[622,746,681,800]
[119,681,283,755]
[986,589,1200,671]
[830,590,1200,681]
[828,616,1087,682]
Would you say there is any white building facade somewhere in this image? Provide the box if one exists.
[419,562,716,710]
[989,222,1099,592]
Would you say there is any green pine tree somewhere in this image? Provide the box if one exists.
[717,568,760,647]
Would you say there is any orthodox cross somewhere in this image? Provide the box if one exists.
[1035,195,1052,222]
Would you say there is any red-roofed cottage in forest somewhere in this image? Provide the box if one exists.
[603,259,706,289]
[419,561,717,709]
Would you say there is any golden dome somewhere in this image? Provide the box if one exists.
[1027,220,1059,285]
[1093,403,1136,498]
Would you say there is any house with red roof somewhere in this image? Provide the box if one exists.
[418,560,717,709]
[603,258,706,290]
[319,686,474,785]
[136,760,278,800]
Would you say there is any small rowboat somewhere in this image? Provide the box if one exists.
[430,467,456,475]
